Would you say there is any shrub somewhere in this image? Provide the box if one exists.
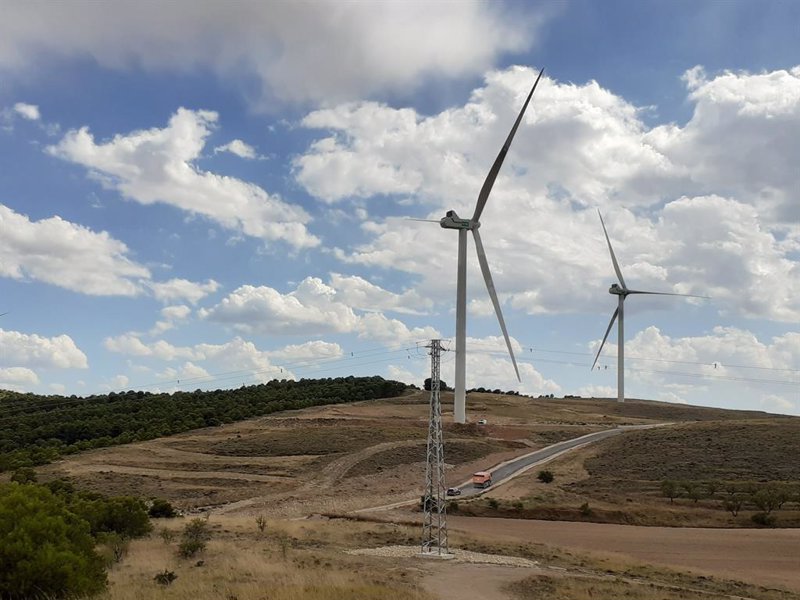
[160,527,175,544]
[661,480,679,504]
[178,539,206,558]
[488,498,499,510]
[179,518,212,558]
[9,467,37,484]
[537,470,554,484]
[513,501,524,511]
[579,502,592,517]
[0,483,107,599]
[448,501,459,512]
[154,570,178,586]
[723,495,743,517]
[97,532,129,565]
[255,514,267,533]
[149,498,177,518]
[751,512,776,527]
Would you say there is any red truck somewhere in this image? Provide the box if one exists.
[472,471,492,489]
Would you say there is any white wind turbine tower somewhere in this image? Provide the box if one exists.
[591,210,709,403]
[439,67,544,424]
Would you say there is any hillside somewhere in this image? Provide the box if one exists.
[0,376,407,471]
[22,389,795,519]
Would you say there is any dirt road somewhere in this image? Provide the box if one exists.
[449,516,800,592]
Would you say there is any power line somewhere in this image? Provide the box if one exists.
[465,348,798,388]
[463,339,800,374]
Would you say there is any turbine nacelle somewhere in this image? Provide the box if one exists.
[440,210,477,231]
[609,283,626,296]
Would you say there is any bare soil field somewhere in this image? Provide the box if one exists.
[449,516,800,593]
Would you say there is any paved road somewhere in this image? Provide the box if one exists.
[451,424,662,498]
[358,424,664,513]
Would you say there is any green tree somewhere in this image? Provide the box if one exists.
[71,495,152,538]
[661,480,679,504]
[0,483,106,599]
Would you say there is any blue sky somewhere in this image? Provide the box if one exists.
[0,0,797,415]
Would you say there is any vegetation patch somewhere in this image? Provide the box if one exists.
[0,376,408,471]
[207,423,424,457]
[580,420,800,483]
[345,439,515,477]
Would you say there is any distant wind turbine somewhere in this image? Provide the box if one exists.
[439,67,544,423]
[591,210,709,403]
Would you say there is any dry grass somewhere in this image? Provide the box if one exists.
[99,513,800,600]
[102,517,432,600]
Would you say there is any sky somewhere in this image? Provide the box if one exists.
[0,0,797,415]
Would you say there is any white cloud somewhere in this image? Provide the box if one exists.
[149,304,192,335]
[158,361,210,383]
[104,334,197,361]
[0,329,87,369]
[650,66,800,228]
[456,335,561,395]
[0,367,39,387]
[13,102,40,120]
[201,279,359,335]
[201,276,440,344]
[214,139,257,159]
[266,340,342,363]
[356,312,439,345]
[161,304,191,320]
[296,66,800,322]
[0,2,544,105]
[103,334,328,382]
[658,196,800,321]
[0,204,149,296]
[760,394,797,415]
[329,272,432,315]
[387,364,420,387]
[576,385,616,398]
[591,326,799,411]
[148,278,219,305]
[48,108,319,249]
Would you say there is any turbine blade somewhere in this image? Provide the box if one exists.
[404,218,440,223]
[472,228,521,382]
[626,289,711,299]
[598,209,626,289]
[472,67,544,223]
[591,307,619,371]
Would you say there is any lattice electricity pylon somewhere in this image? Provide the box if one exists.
[421,339,449,556]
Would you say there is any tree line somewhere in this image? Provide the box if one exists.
[0,376,407,471]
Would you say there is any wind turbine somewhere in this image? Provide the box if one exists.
[591,210,708,403]
[440,67,544,423]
